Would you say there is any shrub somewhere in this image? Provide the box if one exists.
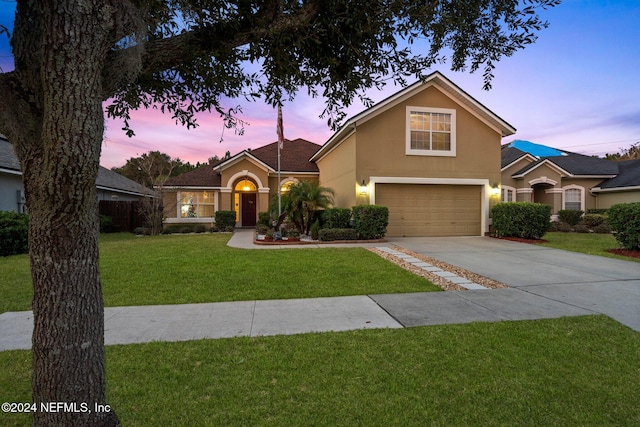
[0,211,29,256]
[352,205,388,239]
[194,224,207,233]
[582,214,605,228]
[215,210,236,230]
[491,202,551,239]
[99,214,115,233]
[558,209,583,226]
[224,225,235,233]
[574,224,590,233]
[548,221,559,232]
[593,223,612,234]
[323,207,352,229]
[587,208,608,215]
[255,224,270,235]
[319,228,359,241]
[310,220,320,240]
[608,202,640,250]
[257,211,271,227]
[556,221,572,232]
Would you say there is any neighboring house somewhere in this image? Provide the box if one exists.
[0,134,150,213]
[162,71,516,236]
[162,138,321,227]
[500,140,640,215]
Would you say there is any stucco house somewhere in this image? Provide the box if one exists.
[501,140,640,215]
[163,71,516,236]
[0,134,149,213]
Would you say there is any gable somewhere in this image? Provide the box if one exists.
[312,71,515,162]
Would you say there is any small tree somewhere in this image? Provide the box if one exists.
[282,180,334,235]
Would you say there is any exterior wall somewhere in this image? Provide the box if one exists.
[97,189,144,202]
[354,86,502,187]
[501,157,533,191]
[219,160,269,189]
[0,172,26,212]
[316,133,357,208]
[560,178,603,212]
[595,190,640,208]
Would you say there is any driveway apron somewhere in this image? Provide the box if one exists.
[385,236,640,331]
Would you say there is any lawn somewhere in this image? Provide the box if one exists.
[1,315,638,426]
[540,232,640,263]
[0,233,439,313]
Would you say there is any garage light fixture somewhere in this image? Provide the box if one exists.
[359,180,368,195]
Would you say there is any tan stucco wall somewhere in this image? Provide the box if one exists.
[162,191,178,219]
[501,157,533,190]
[595,191,640,208]
[316,133,357,208]
[219,159,270,189]
[353,85,502,187]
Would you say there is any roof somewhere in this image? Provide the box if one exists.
[312,71,516,162]
[0,134,21,172]
[249,138,320,172]
[508,140,566,157]
[501,145,529,169]
[594,159,640,190]
[163,164,222,187]
[0,135,148,196]
[503,140,619,178]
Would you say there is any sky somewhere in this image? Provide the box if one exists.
[1,0,639,169]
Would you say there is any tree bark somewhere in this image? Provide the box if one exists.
[8,2,119,425]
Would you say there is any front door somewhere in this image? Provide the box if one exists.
[241,193,257,227]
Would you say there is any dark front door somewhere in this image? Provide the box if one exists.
[241,193,257,226]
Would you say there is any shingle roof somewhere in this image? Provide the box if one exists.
[0,135,147,196]
[163,165,222,187]
[543,153,619,176]
[0,134,21,171]
[249,138,320,172]
[501,146,528,169]
[596,159,640,189]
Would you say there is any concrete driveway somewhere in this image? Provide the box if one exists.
[385,236,640,331]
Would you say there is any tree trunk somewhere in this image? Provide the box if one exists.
[9,2,119,426]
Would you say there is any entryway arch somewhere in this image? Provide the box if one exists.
[233,177,258,227]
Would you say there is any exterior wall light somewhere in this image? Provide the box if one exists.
[359,180,368,195]
[491,183,501,197]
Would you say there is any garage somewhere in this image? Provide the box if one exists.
[375,183,481,237]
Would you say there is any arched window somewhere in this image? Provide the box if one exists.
[234,178,256,192]
[563,186,584,211]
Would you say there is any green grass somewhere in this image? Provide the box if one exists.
[540,232,640,262]
[1,315,638,426]
[0,233,438,313]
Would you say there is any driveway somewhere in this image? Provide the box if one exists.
[385,236,640,331]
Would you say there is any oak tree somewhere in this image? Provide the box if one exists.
[0,0,558,425]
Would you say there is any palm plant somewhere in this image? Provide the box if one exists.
[272,180,334,235]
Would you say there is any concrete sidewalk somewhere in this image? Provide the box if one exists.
[1,232,638,351]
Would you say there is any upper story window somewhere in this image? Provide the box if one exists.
[406,106,456,156]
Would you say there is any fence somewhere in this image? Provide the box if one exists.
[99,200,146,232]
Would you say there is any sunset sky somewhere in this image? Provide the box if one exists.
[1,0,639,169]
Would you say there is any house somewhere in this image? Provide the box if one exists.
[163,71,516,236]
[500,140,640,215]
[162,138,321,227]
[0,134,150,213]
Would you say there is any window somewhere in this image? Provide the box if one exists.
[180,191,215,218]
[501,187,515,202]
[406,107,456,156]
[563,188,582,211]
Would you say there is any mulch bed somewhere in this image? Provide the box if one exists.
[605,248,640,260]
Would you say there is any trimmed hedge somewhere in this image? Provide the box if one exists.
[0,211,29,256]
[318,228,358,241]
[323,207,352,229]
[491,202,551,239]
[608,202,640,250]
[558,209,583,226]
[352,205,389,239]
[215,210,236,230]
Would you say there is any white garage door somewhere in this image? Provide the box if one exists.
[376,184,481,237]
